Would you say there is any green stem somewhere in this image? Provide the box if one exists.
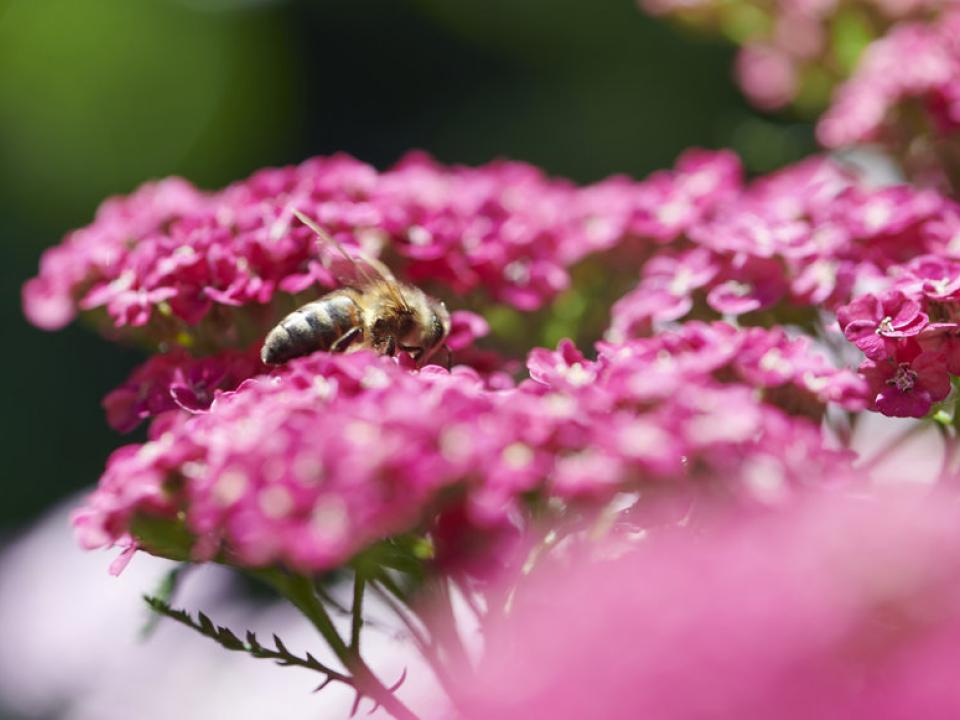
[250,569,418,720]
[426,578,473,676]
[351,572,365,653]
[370,578,465,711]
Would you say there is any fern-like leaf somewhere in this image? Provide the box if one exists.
[143,595,350,686]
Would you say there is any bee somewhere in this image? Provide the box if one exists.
[260,210,451,367]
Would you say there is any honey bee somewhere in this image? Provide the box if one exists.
[260,210,451,367]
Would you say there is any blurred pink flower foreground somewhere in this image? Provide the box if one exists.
[460,492,960,720]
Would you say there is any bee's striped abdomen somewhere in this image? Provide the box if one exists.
[260,291,362,365]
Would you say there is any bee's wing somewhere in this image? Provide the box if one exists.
[293,210,411,312]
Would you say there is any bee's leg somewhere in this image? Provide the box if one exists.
[375,335,398,357]
[331,326,362,353]
[400,344,424,364]
[441,344,452,371]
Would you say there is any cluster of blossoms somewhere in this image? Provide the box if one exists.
[74,323,861,574]
[102,346,263,433]
[21,149,737,349]
[837,279,960,417]
[27,149,960,495]
[818,8,960,191]
[607,154,956,339]
[27,144,960,717]
[639,0,957,112]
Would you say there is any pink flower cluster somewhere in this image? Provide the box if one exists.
[102,346,263,433]
[458,491,960,720]
[819,10,960,150]
[39,144,960,579]
[607,155,956,340]
[22,150,737,341]
[640,0,958,111]
[837,274,960,416]
[75,325,858,573]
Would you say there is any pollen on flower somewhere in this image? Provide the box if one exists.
[439,426,474,463]
[543,393,577,418]
[889,363,919,392]
[560,362,595,387]
[407,225,432,245]
[258,486,294,519]
[741,456,789,505]
[213,469,249,506]
[502,442,535,470]
[181,461,206,479]
[656,199,690,225]
[503,260,530,285]
[617,422,670,458]
[345,421,377,446]
[311,375,337,399]
[292,453,324,485]
[311,496,349,542]
[759,349,793,375]
[360,367,390,390]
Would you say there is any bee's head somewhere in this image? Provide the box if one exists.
[390,290,450,365]
[418,298,451,363]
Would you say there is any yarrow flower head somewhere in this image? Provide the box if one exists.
[74,326,862,574]
[32,142,960,717]
[30,146,960,576]
[608,155,957,344]
[21,150,740,352]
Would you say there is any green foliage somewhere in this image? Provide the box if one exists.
[129,513,195,562]
[143,594,351,689]
[831,8,876,75]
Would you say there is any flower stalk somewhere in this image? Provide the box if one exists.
[250,568,419,720]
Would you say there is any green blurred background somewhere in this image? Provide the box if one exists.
[0,0,816,538]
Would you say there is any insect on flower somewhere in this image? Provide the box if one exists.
[261,210,451,366]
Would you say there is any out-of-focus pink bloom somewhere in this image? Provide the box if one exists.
[628,148,743,243]
[736,44,798,110]
[859,345,950,417]
[527,339,597,390]
[707,256,788,315]
[894,254,960,301]
[918,322,960,374]
[445,310,490,352]
[640,0,960,120]
[454,491,960,720]
[606,249,718,337]
[819,12,960,149]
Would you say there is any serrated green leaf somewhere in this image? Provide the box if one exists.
[142,597,349,687]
